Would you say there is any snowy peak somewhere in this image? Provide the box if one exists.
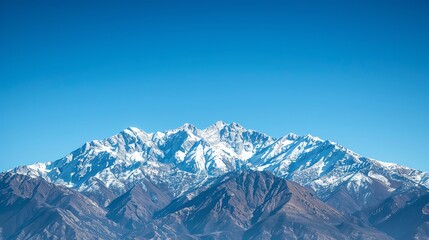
[3,121,429,240]
[8,121,429,207]
[203,120,227,131]
[176,123,198,133]
[122,126,146,136]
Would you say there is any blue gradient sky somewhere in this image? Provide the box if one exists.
[1,0,428,171]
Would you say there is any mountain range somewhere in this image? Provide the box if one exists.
[2,121,428,239]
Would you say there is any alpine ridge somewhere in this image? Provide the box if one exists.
[3,121,429,239]
[11,122,429,208]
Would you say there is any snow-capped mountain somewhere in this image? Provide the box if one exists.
[10,121,429,211]
[3,121,429,239]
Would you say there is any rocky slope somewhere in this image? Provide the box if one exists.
[150,171,391,239]
[0,173,120,240]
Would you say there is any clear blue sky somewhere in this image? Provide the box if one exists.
[1,0,428,172]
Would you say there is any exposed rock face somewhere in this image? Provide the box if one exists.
[150,171,391,239]
[1,170,428,239]
[0,173,120,240]
[106,179,172,230]
[375,193,429,240]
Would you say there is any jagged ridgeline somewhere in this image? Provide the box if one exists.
[2,122,429,239]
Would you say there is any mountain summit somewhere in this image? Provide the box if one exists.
[3,121,429,239]
[11,122,429,211]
